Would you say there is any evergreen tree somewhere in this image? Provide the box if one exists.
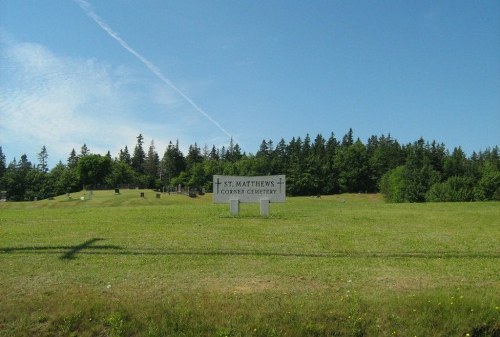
[67,149,78,168]
[186,143,203,170]
[256,140,269,159]
[226,138,236,162]
[444,147,468,179]
[0,146,6,187]
[334,139,370,193]
[202,144,210,160]
[37,146,49,173]
[286,137,304,195]
[341,128,354,147]
[271,138,288,175]
[368,134,403,191]
[144,140,160,187]
[4,155,32,201]
[429,141,447,173]
[119,146,132,165]
[232,143,243,162]
[401,139,440,202]
[80,144,90,157]
[132,134,146,173]
[309,134,327,193]
[161,141,186,187]
[324,133,339,194]
[209,145,219,161]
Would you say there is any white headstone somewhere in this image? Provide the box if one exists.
[260,198,270,217]
[230,198,240,216]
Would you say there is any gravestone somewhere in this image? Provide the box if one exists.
[213,175,286,216]
[0,191,6,202]
[140,192,145,198]
[156,193,161,199]
[115,188,120,195]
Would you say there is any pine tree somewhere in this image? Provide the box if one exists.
[144,140,160,187]
[37,146,49,173]
[67,149,78,168]
[271,138,288,175]
[80,144,90,157]
[0,146,6,185]
[186,143,203,170]
[132,134,146,173]
[209,145,219,161]
[161,141,186,186]
[341,128,354,147]
[119,146,132,165]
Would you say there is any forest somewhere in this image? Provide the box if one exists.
[0,129,499,202]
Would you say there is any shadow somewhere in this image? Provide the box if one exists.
[0,238,122,260]
[60,238,117,260]
[1,241,499,260]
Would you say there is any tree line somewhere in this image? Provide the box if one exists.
[0,129,499,202]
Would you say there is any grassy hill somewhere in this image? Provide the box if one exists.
[0,190,499,336]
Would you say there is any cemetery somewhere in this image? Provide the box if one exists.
[0,188,498,337]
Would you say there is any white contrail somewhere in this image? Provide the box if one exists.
[74,0,232,139]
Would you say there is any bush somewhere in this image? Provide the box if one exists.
[473,165,500,201]
[380,166,405,202]
[426,176,474,202]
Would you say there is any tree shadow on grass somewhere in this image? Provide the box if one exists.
[0,239,499,260]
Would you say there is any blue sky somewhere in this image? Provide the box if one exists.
[1,0,499,167]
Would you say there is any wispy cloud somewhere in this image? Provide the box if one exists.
[0,34,224,166]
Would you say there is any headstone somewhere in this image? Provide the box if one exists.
[230,198,240,216]
[115,188,120,195]
[0,191,7,202]
[156,193,160,199]
[140,192,145,198]
[213,175,286,216]
[260,198,270,217]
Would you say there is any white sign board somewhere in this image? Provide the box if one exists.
[213,175,286,204]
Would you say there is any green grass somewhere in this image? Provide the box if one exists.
[0,190,499,336]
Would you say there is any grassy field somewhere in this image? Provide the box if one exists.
[0,190,499,337]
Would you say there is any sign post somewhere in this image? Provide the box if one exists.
[213,175,286,216]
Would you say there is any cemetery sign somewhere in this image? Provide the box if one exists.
[213,175,286,216]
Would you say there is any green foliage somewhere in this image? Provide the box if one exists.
[77,154,112,189]
[334,139,370,193]
[106,161,137,188]
[1,132,499,202]
[380,166,406,203]
[474,162,500,201]
[426,176,475,202]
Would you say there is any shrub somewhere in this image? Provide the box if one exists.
[426,176,474,202]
